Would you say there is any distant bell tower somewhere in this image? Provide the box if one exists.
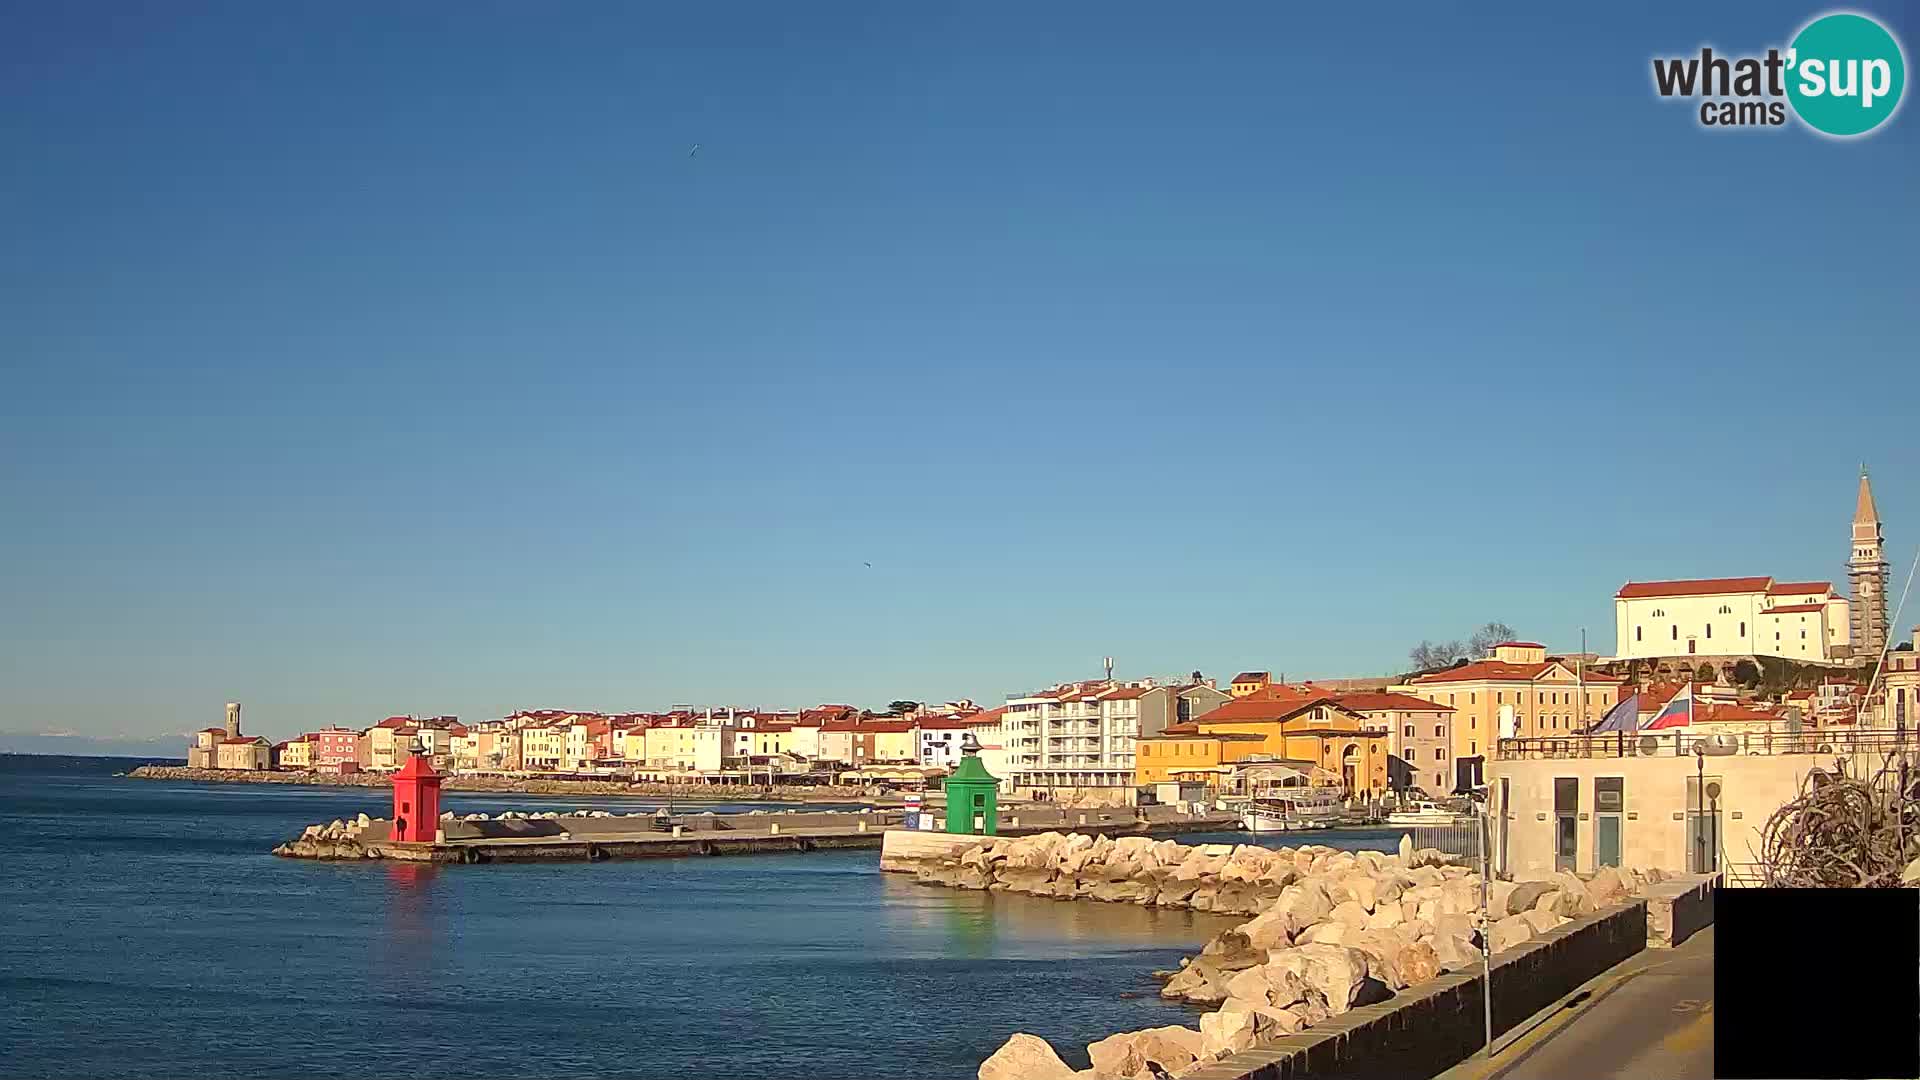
[1849,466,1889,659]
[224,701,242,740]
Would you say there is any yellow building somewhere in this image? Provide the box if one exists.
[1228,672,1272,698]
[519,722,566,771]
[1134,728,1268,784]
[273,737,313,769]
[1392,641,1626,766]
[1133,694,1395,794]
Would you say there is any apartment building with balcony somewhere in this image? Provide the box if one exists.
[1002,681,1155,789]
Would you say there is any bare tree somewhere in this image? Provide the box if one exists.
[1466,621,1518,658]
[1409,640,1467,672]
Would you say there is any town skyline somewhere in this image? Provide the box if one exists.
[6,465,1909,749]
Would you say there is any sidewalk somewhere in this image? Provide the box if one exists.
[1433,926,1715,1080]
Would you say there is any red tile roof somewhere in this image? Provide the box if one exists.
[221,736,266,745]
[1615,576,1772,599]
[1492,641,1544,649]
[1768,581,1832,596]
[1409,659,1626,686]
[957,706,1008,727]
[1192,696,1365,725]
[1097,686,1150,700]
[1329,692,1456,713]
[1763,603,1826,614]
[375,716,413,729]
[1230,672,1271,684]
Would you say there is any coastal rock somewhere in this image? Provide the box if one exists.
[1398,942,1441,985]
[1290,943,1370,1014]
[355,813,371,828]
[1505,881,1555,915]
[1521,908,1567,935]
[1200,1004,1271,1058]
[1585,868,1629,905]
[1303,921,1353,945]
[1199,930,1265,971]
[1237,906,1293,951]
[978,1033,1078,1080]
[1366,900,1405,930]
[1127,1025,1208,1076]
[1090,879,1154,905]
[1397,833,1414,865]
[1438,878,1482,916]
[1489,915,1534,954]
[1154,879,1202,908]
[997,867,1057,894]
[1273,880,1335,936]
[1086,1031,1145,1078]
[1328,900,1371,928]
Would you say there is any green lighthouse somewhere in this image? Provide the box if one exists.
[943,732,1000,836]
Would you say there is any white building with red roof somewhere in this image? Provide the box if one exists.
[1612,576,1851,663]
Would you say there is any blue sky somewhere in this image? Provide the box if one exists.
[3,2,1915,744]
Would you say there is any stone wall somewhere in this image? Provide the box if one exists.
[964,833,1673,1080]
[1181,900,1648,1080]
[1646,872,1717,948]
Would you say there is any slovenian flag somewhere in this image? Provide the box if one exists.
[1644,684,1693,730]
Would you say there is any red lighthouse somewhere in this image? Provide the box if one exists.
[391,752,443,843]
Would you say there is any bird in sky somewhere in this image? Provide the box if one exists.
[688,144,701,157]
[864,562,872,569]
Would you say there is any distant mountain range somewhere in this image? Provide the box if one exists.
[0,731,191,760]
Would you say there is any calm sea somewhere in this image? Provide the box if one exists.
[0,754,1289,1080]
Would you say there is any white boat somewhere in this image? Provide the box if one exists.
[1385,800,1467,827]
[1239,787,1345,833]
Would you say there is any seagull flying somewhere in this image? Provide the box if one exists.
[864,562,872,569]
[688,144,701,157]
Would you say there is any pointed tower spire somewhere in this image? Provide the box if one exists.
[1848,465,1889,658]
[1855,464,1880,527]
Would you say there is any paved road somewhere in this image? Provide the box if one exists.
[1435,926,1715,1080]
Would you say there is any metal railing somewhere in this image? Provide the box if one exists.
[1497,727,1920,760]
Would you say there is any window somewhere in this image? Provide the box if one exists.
[1739,621,1746,636]
[1470,741,1477,755]
[1636,626,1642,642]
[1672,626,1679,640]
[1434,725,1444,737]
[1403,725,1414,738]
[1497,692,1505,704]
[1706,624,1712,639]
[1433,748,1445,760]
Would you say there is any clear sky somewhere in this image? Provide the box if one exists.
[3,1,1915,744]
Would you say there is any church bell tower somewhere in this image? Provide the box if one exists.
[1848,466,1889,660]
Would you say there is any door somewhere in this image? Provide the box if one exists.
[1595,777,1624,868]
[1553,777,1579,872]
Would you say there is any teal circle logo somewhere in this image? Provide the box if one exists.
[1786,12,1906,136]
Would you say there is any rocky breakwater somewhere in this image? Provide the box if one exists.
[940,832,1669,1080]
[273,813,383,859]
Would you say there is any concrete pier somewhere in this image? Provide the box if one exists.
[275,806,1243,864]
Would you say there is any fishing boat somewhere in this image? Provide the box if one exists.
[1385,800,1467,827]
[1239,786,1345,833]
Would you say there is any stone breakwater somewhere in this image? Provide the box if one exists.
[897,831,1669,1080]
[127,765,864,801]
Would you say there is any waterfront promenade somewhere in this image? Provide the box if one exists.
[1432,925,1714,1080]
